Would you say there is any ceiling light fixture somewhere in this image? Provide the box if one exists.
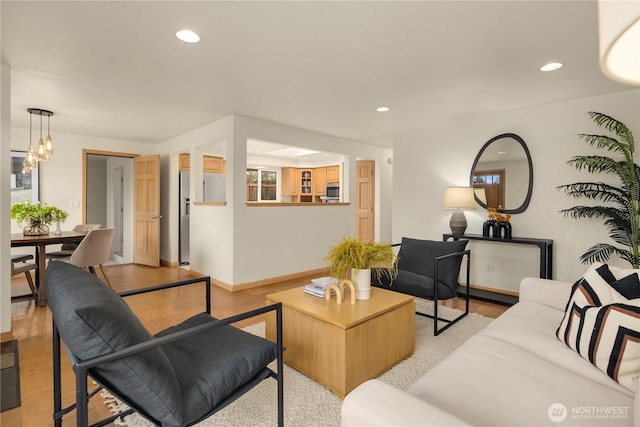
[598,0,640,86]
[376,106,390,112]
[176,30,200,43]
[540,62,563,72]
[23,108,54,173]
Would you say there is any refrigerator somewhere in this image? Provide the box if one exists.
[203,173,226,202]
[179,171,190,265]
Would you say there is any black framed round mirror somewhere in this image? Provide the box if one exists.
[470,133,533,214]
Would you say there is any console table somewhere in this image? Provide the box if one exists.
[443,233,553,306]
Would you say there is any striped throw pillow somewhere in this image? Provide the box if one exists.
[556,264,640,392]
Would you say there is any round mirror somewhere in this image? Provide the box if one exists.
[470,133,533,214]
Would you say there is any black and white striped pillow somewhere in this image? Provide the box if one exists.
[556,264,640,392]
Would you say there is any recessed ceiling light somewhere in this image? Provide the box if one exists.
[176,30,200,43]
[376,106,390,112]
[540,62,563,72]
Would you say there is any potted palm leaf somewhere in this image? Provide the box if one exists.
[325,235,398,300]
[558,111,639,268]
[10,201,69,236]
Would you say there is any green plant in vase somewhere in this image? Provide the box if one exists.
[10,201,69,236]
[325,235,398,300]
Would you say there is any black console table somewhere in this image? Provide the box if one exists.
[443,233,554,306]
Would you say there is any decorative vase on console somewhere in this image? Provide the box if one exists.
[485,208,512,239]
[495,221,512,239]
[482,219,497,237]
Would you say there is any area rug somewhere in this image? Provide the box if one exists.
[103,300,493,426]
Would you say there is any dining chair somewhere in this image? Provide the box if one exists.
[11,254,38,300]
[68,228,115,287]
[46,224,102,260]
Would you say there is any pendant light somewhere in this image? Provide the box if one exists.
[26,108,55,167]
[45,113,54,156]
[36,113,47,161]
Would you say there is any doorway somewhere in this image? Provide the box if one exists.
[82,149,137,264]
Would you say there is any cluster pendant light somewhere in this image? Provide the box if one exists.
[23,108,54,173]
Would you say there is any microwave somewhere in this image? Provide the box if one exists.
[326,183,340,198]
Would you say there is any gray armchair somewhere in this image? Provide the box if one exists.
[47,261,284,427]
[372,237,470,335]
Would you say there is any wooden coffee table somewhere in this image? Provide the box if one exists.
[265,286,415,399]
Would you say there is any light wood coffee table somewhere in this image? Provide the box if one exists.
[265,286,415,399]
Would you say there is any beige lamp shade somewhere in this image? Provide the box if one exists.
[598,0,640,86]
[442,187,476,209]
[443,187,476,235]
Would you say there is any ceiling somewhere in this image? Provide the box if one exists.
[1,1,633,149]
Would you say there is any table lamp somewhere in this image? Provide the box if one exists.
[443,187,476,235]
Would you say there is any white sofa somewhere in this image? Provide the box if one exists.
[342,277,639,426]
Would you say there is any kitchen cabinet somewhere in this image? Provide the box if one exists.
[314,167,327,195]
[203,155,226,174]
[300,169,313,202]
[326,165,340,183]
[281,168,299,196]
[179,153,190,171]
[179,154,226,173]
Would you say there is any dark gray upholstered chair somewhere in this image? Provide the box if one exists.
[371,237,470,336]
[47,261,284,427]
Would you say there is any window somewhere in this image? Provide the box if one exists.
[10,150,39,206]
[247,169,278,202]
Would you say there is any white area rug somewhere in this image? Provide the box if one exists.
[103,300,493,427]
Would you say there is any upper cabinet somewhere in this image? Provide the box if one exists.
[281,167,300,196]
[203,155,226,174]
[179,154,226,174]
[314,168,327,195]
[326,165,340,183]
[179,153,190,171]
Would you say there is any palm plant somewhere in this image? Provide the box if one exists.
[558,111,639,268]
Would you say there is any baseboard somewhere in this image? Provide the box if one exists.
[470,283,519,297]
[190,268,330,292]
[160,259,180,267]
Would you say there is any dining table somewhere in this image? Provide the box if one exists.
[11,231,87,306]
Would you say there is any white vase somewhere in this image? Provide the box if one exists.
[351,268,372,300]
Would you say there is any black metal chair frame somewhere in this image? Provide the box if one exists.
[391,244,471,336]
[52,276,284,427]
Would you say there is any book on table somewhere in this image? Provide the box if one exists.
[303,277,338,298]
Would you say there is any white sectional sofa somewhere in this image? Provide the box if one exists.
[341,277,639,426]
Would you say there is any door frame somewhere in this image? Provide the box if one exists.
[82,149,139,263]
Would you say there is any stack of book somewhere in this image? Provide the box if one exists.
[303,277,338,298]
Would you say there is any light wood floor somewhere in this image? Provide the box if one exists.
[2,264,508,426]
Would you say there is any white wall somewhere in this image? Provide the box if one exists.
[157,115,393,286]
[1,61,12,335]
[393,89,640,292]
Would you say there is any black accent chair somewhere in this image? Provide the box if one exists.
[372,237,470,336]
[47,261,284,427]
